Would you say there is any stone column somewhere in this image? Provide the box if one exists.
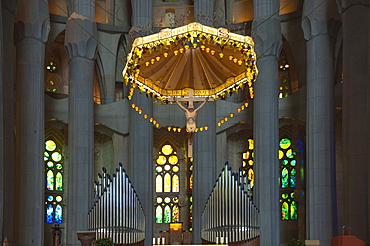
[302,1,337,245]
[131,0,152,28]
[336,0,369,243]
[1,0,19,242]
[130,2,153,246]
[193,102,217,244]
[252,0,281,245]
[0,4,3,244]
[194,0,215,26]
[14,0,50,244]
[64,6,97,245]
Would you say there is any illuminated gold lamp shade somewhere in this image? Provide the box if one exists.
[122,22,258,101]
[170,222,183,231]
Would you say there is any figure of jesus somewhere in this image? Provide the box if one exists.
[174,97,209,146]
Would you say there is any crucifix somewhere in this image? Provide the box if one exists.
[169,89,213,158]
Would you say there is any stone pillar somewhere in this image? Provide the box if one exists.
[0,4,3,244]
[131,0,152,28]
[193,102,217,243]
[1,1,19,243]
[129,93,153,246]
[14,0,50,244]
[194,0,215,26]
[252,0,281,245]
[64,7,97,245]
[336,0,369,243]
[302,1,337,245]
[129,2,154,246]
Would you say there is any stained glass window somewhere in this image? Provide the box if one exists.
[279,138,298,220]
[241,138,255,197]
[155,144,180,223]
[278,49,293,98]
[44,139,64,223]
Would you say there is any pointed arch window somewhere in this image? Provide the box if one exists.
[279,138,298,220]
[241,138,254,198]
[155,144,180,223]
[44,139,64,223]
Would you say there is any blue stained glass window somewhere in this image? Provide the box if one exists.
[46,204,54,223]
[55,205,63,223]
[290,169,296,187]
[44,138,64,224]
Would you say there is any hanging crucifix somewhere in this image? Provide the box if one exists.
[170,89,212,158]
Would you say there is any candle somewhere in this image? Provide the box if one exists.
[162,237,165,245]
[157,238,160,245]
[153,238,156,245]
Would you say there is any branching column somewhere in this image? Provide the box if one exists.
[130,2,153,246]
[1,1,19,242]
[64,11,97,245]
[193,103,217,244]
[302,1,337,245]
[336,0,369,243]
[252,0,281,244]
[14,0,50,244]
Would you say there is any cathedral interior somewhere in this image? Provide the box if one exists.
[0,0,369,246]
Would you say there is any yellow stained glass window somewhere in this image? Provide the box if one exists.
[156,175,163,192]
[168,155,178,164]
[157,155,166,165]
[162,145,173,155]
[164,173,171,192]
[172,175,179,192]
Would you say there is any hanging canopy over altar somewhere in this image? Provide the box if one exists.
[122,22,258,101]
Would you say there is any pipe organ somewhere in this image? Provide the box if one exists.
[88,163,145,244]
[201,163,260,244]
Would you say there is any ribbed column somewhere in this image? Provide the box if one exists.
[64,9,97,245]
[193,102,217,243]
[129,93,153,246]
[2,1,19,242]
[336,0,369,243]
[194,0,215,26]
[131,0,152,28]
[130,3,153,246]
[252,0,281,244]
[13,0,49,245]
[0,4,3,244]
[302,1,336,245]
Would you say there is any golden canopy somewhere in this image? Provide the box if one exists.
[122,22,258,101]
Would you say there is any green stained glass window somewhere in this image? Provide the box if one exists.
[282,202,289,220]
[52,152,62,162]
[164,206,171,223]
[290,201,297,219]
[56,172,63,191]
[156,206,163,223]
[279,138,291,149]
[290,169,296,187]
[282,168,289,188]
[44,152,49,161]
[286,149,295,158]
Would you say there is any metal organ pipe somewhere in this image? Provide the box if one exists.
[201,163,260,244]
[88,163,145,244]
